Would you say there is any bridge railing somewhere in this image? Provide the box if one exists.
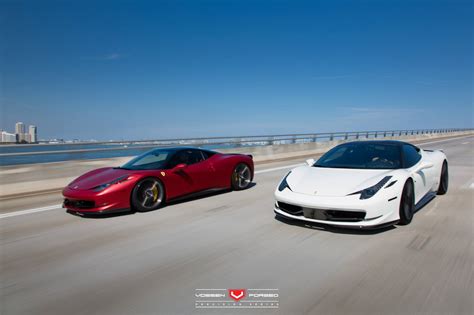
[0,128,471,158]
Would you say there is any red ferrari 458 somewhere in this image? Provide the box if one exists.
[63,147,254,215]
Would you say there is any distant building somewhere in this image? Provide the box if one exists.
[17,133,28,143]
[1,131,17,143]
[15,122,26,143]
[1,122,38,143]
[29,125,37,143]
[15,122,25,134]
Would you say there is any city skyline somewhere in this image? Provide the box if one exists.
[1,121,38,144]
[1,0,472,140]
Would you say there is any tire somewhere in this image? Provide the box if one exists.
[231,163,252,190]
[437,161,449,195]
[131,177,165,212]
[398,180,415,225]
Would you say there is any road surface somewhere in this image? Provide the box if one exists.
[1,136,473,315]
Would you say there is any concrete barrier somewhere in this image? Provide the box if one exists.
[0,131,472,199]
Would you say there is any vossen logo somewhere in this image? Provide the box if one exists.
[195,293,226,298]
[195,288,279,309]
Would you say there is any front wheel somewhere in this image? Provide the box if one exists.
[231,163,252,190]
[398,180,415,225]
[437,161,449,195]
[131,178,165,212]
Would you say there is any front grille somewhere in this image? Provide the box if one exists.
[277,202,303,215]
[304,208,366,222]
[277,202,365,222]
[64,199,95,209]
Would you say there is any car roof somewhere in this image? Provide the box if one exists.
[150,146,216,153]
[342,140,414,147]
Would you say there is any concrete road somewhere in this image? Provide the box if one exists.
[1,136,473,315]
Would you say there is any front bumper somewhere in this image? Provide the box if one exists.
[62,186,131,214]
[274,188,400,228]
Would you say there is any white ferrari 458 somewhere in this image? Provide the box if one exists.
[274,140,448,229]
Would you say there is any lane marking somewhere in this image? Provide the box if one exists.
[0,204,62,219]
[462,142,470,145]
[255,163,303,174]
[470,183,474,190]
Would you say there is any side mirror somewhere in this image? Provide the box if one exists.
[306,158,315,166]
[172,163,187,173]
[413,161,433,174]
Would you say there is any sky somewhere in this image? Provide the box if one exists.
[1,0,472,140]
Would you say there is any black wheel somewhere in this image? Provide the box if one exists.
[131,178,165,212]
[231,163,252,190]
[437,161,449,195]
[398,180,415,225]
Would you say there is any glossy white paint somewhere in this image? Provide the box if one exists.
[274,146,447,228]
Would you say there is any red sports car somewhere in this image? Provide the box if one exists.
[63,147,254,215]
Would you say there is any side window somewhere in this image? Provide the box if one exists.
[402,145,421,168]
[167,151,188,168]
[200,151,209,160]
[187,150,205,164]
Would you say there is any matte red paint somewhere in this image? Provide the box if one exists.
[62,152,254,214]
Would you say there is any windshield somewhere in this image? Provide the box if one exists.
[314,143,402,169]
[120,149,173,170]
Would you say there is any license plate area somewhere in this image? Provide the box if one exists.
[303,208,328,220]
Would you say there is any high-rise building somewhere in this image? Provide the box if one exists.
[15,122,25,134]
[15,122,26,143]
[29,125,37,143]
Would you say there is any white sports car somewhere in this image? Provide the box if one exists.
[274,140,448,229]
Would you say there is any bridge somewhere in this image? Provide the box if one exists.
[0,130,473,314]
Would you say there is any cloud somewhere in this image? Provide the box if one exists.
[103,53,122,60]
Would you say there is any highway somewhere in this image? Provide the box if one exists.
[1,136,473,315]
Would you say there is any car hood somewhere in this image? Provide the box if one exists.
[286,166,393,197]
[68,167,132,190]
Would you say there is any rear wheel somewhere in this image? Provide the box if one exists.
[131,178,165,212]
[437,161,449,195]
[231,163,252,190]
[398,180,415,225]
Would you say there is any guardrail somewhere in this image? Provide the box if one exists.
[0,128,471,157]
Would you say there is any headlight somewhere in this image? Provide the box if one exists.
[92,175,130,192]
[278,172,292,192]
[350,176,392,200]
